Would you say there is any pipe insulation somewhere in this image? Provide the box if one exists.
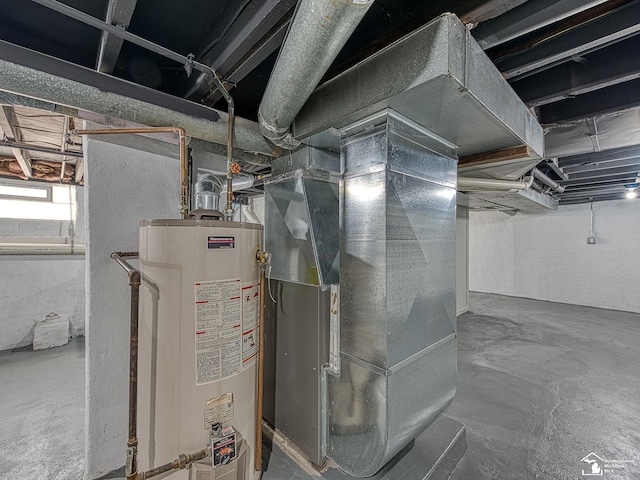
[457,177,531,191]
[258,0,374,149]
[0,58,276,156]
[531,167,566,193]
[0,243,85,255]
[0,90,272,167]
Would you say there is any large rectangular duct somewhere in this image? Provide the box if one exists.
[295,14,543,159]
[327,111,458,477]
[264,12,545,478]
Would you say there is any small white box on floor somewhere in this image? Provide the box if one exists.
[33,313,70,351]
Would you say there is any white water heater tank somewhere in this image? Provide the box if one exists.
[138,219,263,480]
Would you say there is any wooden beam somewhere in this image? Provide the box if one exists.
[0,106,32,177]
[10,147,32,178]
[458,145,535,168]
[75,156,84,183]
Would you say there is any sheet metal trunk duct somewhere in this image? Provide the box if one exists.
[258,0,374,149]
[295,13,543,160]
[264,147,341,288]
[326,110,458,477]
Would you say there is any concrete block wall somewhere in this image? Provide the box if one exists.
[84,134,180,479]
[469,199,640,313]
[0,186,85,351]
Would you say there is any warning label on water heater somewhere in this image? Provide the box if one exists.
[194,279,242,385]
[241,282,260,369]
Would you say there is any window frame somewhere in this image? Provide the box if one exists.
[0,178,53,202]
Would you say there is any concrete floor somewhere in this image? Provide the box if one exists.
[448,293,640,480]
[0,338,84,480]
[1,294,639,479]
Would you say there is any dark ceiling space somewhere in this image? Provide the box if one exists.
[0,0,639,205]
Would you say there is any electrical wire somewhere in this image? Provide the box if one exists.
[267,264,277,304]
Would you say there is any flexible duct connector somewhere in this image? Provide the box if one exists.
[258,0,374,149]
[531,167,566,193]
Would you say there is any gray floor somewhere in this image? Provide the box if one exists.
[0,338,84,480]
[448,293,640,480]
[1,294,639,480]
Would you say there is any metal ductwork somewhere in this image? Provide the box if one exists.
[263,13,546,477]
[258,0,374,149]
[265,147,340,288]
[328,111,458,477]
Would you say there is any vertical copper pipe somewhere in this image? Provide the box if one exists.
[255,259,266,471]
[197,66,235,221]
[128,269,141,478]
[74,127,189,218]
[111,251,142,480]
[226,106,235,220]
[179,130,188,218]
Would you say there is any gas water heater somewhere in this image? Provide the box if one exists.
[138,219,263,480]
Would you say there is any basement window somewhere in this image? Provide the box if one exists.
[0,182,51,201]
[0,179,76,221]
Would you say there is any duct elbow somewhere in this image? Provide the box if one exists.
[326,336,457,477]
[258,109,301,150]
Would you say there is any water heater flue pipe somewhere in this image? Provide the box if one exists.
[74,127,189,218]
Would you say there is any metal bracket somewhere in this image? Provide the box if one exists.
[125,446,136,476]
[184,53,195,77]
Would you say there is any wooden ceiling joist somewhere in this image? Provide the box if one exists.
[0,106,33,178]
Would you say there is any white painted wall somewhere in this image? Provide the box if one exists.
[84,134,179,479]
[456,206,469,316]
[469,199,640,313]
[0,186,85,350]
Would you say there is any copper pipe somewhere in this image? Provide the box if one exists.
[255,250,268,471]
[134,447,209,480]
[192,65,235,220]
[226,105,235,220]
[74,127,189,219]
[111,252,141,480]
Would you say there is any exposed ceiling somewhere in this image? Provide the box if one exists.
[0,105,82,182]
[0,0,638,205]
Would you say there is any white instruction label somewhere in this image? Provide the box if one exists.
[242,327,258,368]
[204,392,234,429]
[242,283,259,330]
[241,282,260,369]
[194,279,242,385]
